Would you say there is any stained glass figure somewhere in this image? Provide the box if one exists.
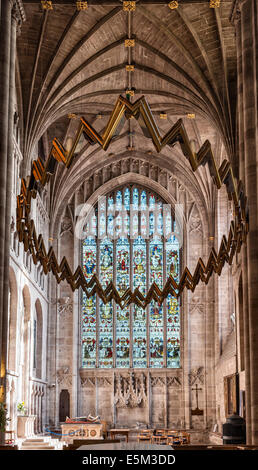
[116,238,130,367]
[133,237,147,367]
[166,236,180,367]
[99,238,113,367]
[149,238,164,367]
[82,238,96,367]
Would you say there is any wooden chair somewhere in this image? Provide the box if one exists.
[166,431,181,446]
[151,429,167,445]
[179,431,190,445]
[137,429,153,443]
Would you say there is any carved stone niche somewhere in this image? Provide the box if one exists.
[56,366,72,386]
[139,161,149,176]
[114,371,147,408]
[121,159,130,174]
[188,366,204,387]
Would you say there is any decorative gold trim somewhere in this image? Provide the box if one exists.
[41,0,53,10]
[210,0,220,7]
[125,39,135,48]
[68,113,77,119]
[160,113,167,120]
[126,89,135,96]
[123,1,136,11]
[16,95,248,309]
[168,1,179,10]
[126,65,135,72]
[187,113,195,119]
[76,1,88,10]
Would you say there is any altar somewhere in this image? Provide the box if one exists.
[61,416,103,443]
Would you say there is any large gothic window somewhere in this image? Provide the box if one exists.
[81,185,181,369]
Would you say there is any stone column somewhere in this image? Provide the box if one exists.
[239,0,258,445]
[0,0,12,411]
[234,8,252,444]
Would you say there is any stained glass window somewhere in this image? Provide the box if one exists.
[81,237,97,368]
[81,186,181,369]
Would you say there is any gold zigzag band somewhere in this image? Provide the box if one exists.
[16,95,249,309]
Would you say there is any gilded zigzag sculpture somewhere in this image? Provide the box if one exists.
[16,95,249,308]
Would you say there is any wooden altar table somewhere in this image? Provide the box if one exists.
[109,428,131,443]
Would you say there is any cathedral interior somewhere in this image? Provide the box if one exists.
[0,0,257,451]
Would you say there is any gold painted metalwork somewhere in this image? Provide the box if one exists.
[160,113,167,119]
[210,0,220,7]
[16,95,248,309]
[126,64,135,72]
[76,1,88,10]
[123,1,136,11]
[125,39,135,47]
[41,0,53,10]
[126,89,135,96]
[187,113,195,119]
[168,1,179,10]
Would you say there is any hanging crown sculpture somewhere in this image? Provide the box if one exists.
[16,95,249,309]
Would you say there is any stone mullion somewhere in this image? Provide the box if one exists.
[241,0,258,445]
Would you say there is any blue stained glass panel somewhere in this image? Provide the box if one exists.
[149,194,155,209]
[107,214,114,236]
[124,188,130,210]
[133,188,139,210]
[140,190,147,210]
[116,190,123,210]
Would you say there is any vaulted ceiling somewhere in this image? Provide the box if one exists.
[16,0,237,222]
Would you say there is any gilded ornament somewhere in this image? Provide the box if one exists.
[210,0,220,7]
[123,1,136,11]
[126,64,135,72]
[168,1,179,10]
[125,39,135,47]
[76,1,88,10]
[41,0,53,10]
